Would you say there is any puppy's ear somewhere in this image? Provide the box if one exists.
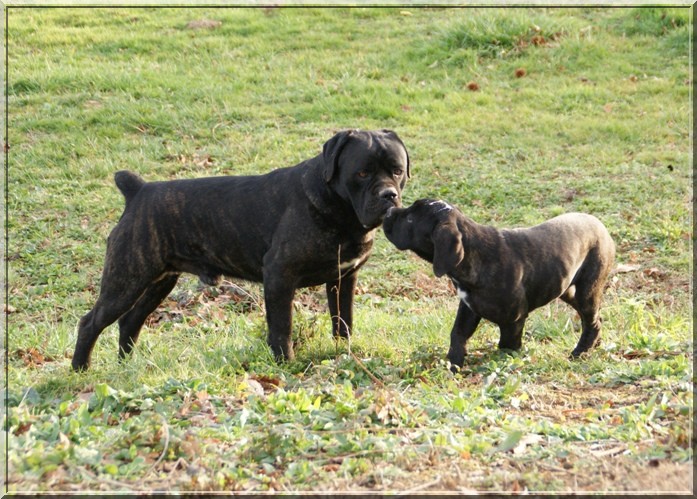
[432,223,464,277]
[322,130,355,182]
[381,129,411,180]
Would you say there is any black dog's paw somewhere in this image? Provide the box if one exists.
[447,353,465,374]
[71,359,89,373]
[569,348,590,360]
[333,329,350,340]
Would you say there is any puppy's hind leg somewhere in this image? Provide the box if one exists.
[566,288,603,358]
[564,265,610,358]
[118,274,180,360]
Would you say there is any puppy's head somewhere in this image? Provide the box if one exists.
[322,129,410,230]
[383,199,464,277]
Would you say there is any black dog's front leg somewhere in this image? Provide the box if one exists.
[447,301,481,371]
[263,275,297,362]
[497,319,526,351]
[326,271,357,339]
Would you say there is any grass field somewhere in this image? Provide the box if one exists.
[4,6,693,493]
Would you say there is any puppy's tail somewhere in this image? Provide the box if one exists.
[114,170,145,205]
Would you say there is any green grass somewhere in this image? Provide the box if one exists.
[5,6,693,493]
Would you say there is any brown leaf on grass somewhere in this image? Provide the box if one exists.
[177,431,202,460]
[562,188,578,202]
[186,20,222,30]
[250,374,283,393]
[467,81,480,91]
[622,349,681,360]
[193,153,214,168]
[14,422,32,436]
[615,264,640,274]
[643,267,666,280]
[515,68,527,78]
[145,309,184,327]
[15,348,55,367]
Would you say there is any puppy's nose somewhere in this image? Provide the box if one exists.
[379,187,399,204]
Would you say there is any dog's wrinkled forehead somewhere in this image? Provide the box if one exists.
[358,130,408,166]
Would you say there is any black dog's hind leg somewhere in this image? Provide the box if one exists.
[326,271,358,339]
[117,274,180,360]
[72,275,155,371]
[497,319,526,352]
[447,301,482,370]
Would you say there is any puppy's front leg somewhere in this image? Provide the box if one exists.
[326,271,357,339]
[447,301,481,370]
[263,275,297,362]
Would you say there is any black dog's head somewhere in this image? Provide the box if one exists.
[322,129,410,229]
[383,198,464,277]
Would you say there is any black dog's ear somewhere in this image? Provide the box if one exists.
[322,130,355,182]
[381,128,411,179]
[432,223,464,277]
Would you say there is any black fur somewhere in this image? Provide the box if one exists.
[383,199,615,370]
[72,129,410,371]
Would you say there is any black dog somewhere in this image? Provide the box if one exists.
[383,199,615,369]
[72,129,410,371]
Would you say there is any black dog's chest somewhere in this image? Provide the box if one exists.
[296,236,373,287]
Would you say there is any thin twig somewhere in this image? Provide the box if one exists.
[146,413,170,477]
[350,351,384,388]
[334,245,352,356]
[80,467,135,490]
[398,474,442,495]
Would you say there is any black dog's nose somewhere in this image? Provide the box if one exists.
[379,187,399,203]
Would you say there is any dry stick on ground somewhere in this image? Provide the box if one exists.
[146,413,171,477]
[334,245,385,388]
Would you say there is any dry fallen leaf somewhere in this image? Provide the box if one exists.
[615,263,640,273]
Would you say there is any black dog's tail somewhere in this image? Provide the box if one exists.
[114,170,145,206]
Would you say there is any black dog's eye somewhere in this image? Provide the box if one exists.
[393,169,403,177]
[406,215,413,224]
[357,170,369,178]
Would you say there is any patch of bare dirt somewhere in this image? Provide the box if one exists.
[312,454,692,494]
[186,19,222,30]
